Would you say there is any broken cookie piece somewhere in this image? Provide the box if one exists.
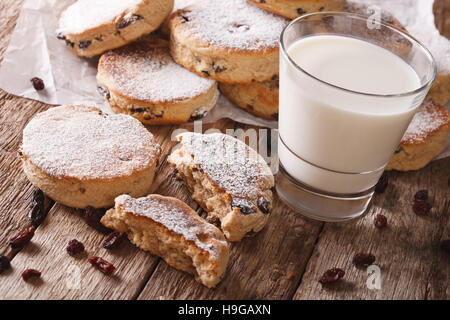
[101,194,229,288]
[168,132,274,242]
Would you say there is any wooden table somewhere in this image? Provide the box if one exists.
[0,0,448,300]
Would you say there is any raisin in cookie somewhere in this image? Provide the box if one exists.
[168,0,289,84]
[219,80,279,120]
[168,132,274,242]
[101,194,229,288]
[56,0,174,57]
[247,0,345,19]
[386,98,449,171]
[20,105,160,209]
[97,38,218,124]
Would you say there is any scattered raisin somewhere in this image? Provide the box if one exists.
[257,197,270,214]
[10,226,35,249]
[28,189,46,226]
[297,8,307,15]
[0,255,11,273]
[66,239,85,256]
[231,198,255,215]
[414,190,428,201]
[319,268,345,285]
[440,240,450,253]
[375,173,388,193]
[374,214,387,229]
[353,253,376,267]
[103,232,125,250]
[79,40,92,49]
[201,70,211,77]
[83,207,111,234]
[30,77,45,91]
[88,256,116,275]
[22,269,41,281]
[412,200,432,216]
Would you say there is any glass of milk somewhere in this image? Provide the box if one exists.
[276,12,436,221]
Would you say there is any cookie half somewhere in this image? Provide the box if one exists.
[168,0,289,84]
[219,80,279,120]
[168,132,275,242]
[97,39,218,124]
[20,105,160,208]
[56,0,174,57]
[101,194,229,288]
[386,98,449,171]
[247,0,345,20]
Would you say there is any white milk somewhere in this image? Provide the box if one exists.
[279,35,422,194]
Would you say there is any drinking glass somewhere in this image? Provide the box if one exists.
[276,12,436,221]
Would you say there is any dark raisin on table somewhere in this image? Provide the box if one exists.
[414,189,428,201]
[21,269,41,281]
[0,255,11,273]
[30,77,45,91]
[374,172,388,193]
[66,239,85,256]
[103,232,125,250]
[374,214,387,229]
[28,189,47,226]
[353,253,376,267]
[83,206,111,234]
[9,226,35,249]
[412,200,432,216]
[319,268,345,285]
[88,256,116,275]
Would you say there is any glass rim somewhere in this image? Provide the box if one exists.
[279,11,437,98]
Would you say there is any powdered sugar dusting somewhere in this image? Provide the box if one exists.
[99,40,216,103]
[401,98,449,144]
[178,0,288,51]
[58,0,144,34]
[177,132,274,200]
[22,105,159,180]
[116,194,227,258]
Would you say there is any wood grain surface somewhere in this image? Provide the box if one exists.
[0,0,448,300]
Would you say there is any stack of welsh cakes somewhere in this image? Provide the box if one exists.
[168,0,289,120]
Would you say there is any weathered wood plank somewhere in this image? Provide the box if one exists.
[293,158,450,300]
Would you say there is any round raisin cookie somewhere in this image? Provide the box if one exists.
[20,105,160,208]
[219,80,279,120]
[386,98,449,171]
[247,0,345,19]
[97,38,218,124]
[168,0,289,84]
[168,132,275,242]
[56,0,174,57]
